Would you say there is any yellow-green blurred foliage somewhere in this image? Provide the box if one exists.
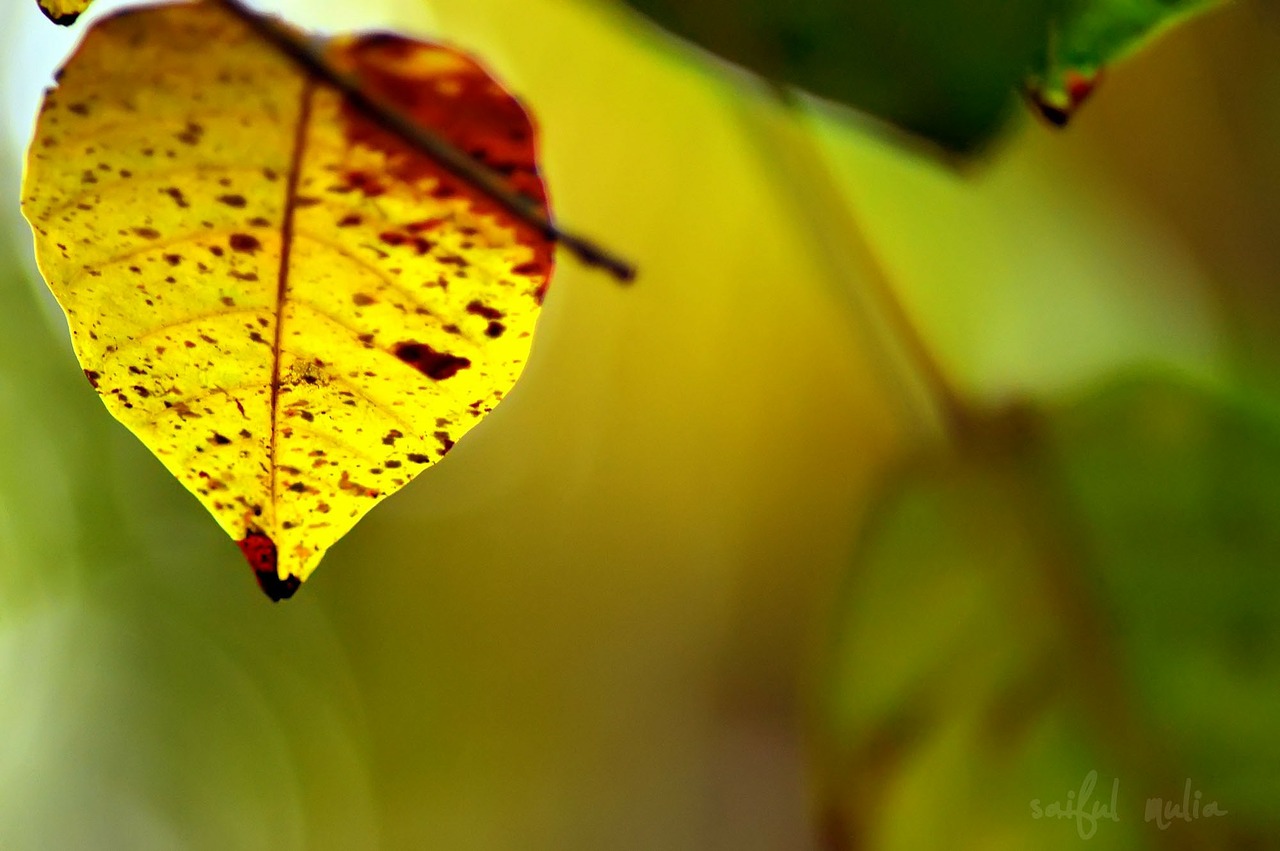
[0,0,1276,849]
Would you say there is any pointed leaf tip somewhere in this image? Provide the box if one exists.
[36,0,90,26]
[1026,69,1102,128]
[238,531,299,602]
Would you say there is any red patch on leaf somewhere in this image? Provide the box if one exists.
[331,34,554,300]
[238,530,299,601]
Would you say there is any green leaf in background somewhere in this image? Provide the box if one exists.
[615,0,1062,152]
[1050,376,1280,826]
[819,375,1280,849]
[613,0,1226,150]
[1027,0,1226,125]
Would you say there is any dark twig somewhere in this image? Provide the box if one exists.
[215,0,636,283]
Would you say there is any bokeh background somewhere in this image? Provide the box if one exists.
[1,0,1277,848]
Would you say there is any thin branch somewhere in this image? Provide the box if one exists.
[215,0,636,283]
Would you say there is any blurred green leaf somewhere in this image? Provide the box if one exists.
[616,0,1225,150]
[820,376,1280,849]
[1049,376,1280,824]
[617,0,1061,152]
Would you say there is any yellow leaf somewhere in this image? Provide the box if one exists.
[37,0,93,26]
[21,0,554,599]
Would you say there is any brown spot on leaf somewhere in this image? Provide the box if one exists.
[466,300,503,320]
[175,121,204,146]
[217,193,247,208]
[162,186,189,208]
[229,233,261,253]
[393,341,471,381]
[339,170,386,197]
[352,292,376,306]
[133,227,160,239]
[338,470,379,497]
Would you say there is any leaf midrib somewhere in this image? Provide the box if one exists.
[268,76,317,537]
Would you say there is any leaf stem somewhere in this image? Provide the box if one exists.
[214,0,636,283]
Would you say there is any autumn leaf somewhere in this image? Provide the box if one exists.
[37,0,94,26]
[21,0,554,599]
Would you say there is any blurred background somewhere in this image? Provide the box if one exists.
[0,0,1277,848]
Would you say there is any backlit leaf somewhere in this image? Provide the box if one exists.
[37,0,94,26]
[21,0,554,599]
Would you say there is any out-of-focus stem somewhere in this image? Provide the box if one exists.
[738,82,974,447]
